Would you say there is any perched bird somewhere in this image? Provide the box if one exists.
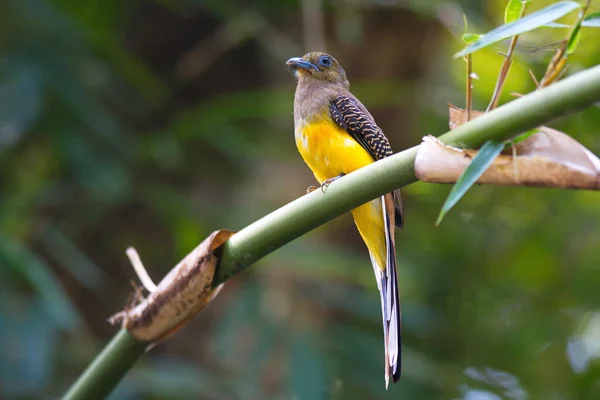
[287,52,403,387]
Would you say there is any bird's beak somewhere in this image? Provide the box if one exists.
[286,57,320,73]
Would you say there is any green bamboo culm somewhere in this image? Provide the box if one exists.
[63,64,600,400]
[63,329,147,400]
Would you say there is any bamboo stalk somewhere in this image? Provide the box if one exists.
[62,329,146,400]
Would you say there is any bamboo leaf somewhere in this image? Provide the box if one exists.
[462,33,483,44]
[511,128,538,144]
[505,0,530,24]
[0,236,79,329]
[455,1,582,58]
[289,332,325,400]
[436,141,505,225]
[0,64,42,150]
[567,21,583,55]
[582,11,600,27]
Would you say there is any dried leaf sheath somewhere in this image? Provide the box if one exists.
[415,134,600,189]
[109,229,235,343]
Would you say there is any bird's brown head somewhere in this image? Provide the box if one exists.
[286,52,348,87]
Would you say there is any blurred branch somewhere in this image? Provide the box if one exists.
[63,64,600,399]
[301,0,326,51]
[539,0,592,88]
[255,22,303,61]
[173,10,301,108]
[465,54,472,120]
[175,12,267,83]
[175,11,302,84]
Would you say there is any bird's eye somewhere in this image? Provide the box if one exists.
[319,56,332,67]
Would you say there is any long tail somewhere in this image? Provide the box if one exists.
[370,194,402,388]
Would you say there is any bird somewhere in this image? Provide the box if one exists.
[286,52,403,387]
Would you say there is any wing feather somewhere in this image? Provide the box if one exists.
[330,95,403,227]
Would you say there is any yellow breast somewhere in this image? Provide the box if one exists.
[294,117,387,270]
[295,118,375,184]
[296,116,386,270]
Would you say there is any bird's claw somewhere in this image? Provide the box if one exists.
[307,173,346,194]
[320,180,332,193]
[320,173,346,193]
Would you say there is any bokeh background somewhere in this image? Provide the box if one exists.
[1,0,600,398]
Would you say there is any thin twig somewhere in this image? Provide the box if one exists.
[301,0,325,51]
[466,54,472,121]
[540,0,591,87]
[528,70,540,88]
[486,3,528,111]
[540,40,567,87]
[126,247,157,293]
[512,142,519,183]
[175,12,267,84]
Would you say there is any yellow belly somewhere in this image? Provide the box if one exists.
[295,119,386,270]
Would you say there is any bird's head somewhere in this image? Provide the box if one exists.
[286,52,348,87]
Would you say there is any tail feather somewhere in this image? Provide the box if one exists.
[386,238,401,384]
[373,194,402,388]
[393,189,403,228]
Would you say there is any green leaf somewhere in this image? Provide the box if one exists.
[41,227,108,293]
[0,299,60,397]
[455,1,582,58]
[436,141,505,225]
[505,0,530,24]
[0,63,42,150]
[289,332,325,400]
[582,11,600,27]
[0,236,79,329]
[567,21,583,55]
[511,129,538,144]
[462,33,483,44]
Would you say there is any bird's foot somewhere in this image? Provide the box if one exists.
[306,173,346,194]
[320,173,346,192]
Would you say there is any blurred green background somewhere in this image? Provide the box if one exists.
[1,0,600,398]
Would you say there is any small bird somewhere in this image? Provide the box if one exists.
[287,52,403,387]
